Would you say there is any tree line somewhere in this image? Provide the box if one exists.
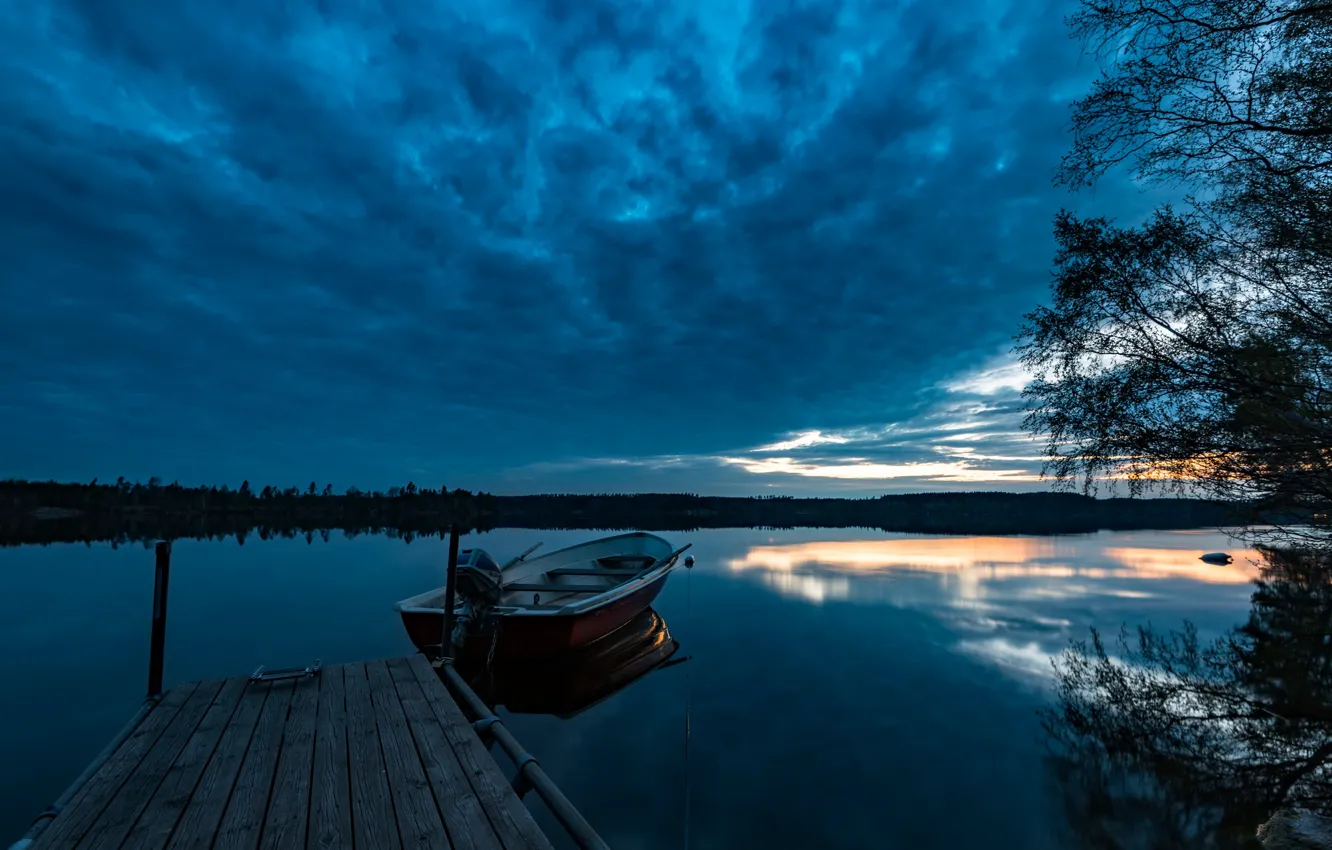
[0,478,1260,546]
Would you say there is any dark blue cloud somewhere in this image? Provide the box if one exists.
[0,0,1162,493]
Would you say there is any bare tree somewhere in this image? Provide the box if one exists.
[1020,0,1332,537]
[1060,0,1332,192]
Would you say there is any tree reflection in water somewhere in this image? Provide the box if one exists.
[1046,547,1332,849]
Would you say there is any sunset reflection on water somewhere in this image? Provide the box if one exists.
[723,530,1261,683]
[726,534,1261,606]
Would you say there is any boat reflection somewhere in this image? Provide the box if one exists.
[452,607,684,719]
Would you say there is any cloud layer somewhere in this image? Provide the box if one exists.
[1,0,1158,492]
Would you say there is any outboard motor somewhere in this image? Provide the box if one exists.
[456,548,503,604]
[451,549,504,649]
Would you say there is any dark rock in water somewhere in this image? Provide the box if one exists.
[1259,810,1332,849]
[1200,552,1234,565]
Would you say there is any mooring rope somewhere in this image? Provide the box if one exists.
[485,616,503,681]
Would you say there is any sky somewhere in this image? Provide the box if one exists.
[0,0,1167,496]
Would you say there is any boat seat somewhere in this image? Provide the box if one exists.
[596,555,656,565]
[503,582,611,594]
[547,567,643,577]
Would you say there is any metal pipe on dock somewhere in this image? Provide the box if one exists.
[10,539,176,849]
[437,660,612,850]
[6,698,158,850]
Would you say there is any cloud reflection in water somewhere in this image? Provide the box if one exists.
[725,530,1261,682]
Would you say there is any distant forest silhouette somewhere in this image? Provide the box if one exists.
[0,477,1267,547]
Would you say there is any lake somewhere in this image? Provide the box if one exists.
[0,527,1260,848]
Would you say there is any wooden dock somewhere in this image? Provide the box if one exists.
[26,656,556,850]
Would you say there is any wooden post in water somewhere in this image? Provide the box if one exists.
[146,541,171,698]
[440,525,460,660]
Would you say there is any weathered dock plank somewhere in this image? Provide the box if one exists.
[121,677,248,850]
[407,655,555,850]
[308,665,352,850]
[165,677,271,850]
[212,679,295,850]
[80,680,226,849]
[32,683,201,850]
[259,672,320,850]
[79,678,234,850]
[345,662,403,850]
[22,656,570,850]
[367,660,452,849]
[388,657,504,850]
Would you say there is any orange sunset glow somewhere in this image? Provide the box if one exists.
[726,536,1263,589]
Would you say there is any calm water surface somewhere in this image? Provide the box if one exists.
[0,527,1259,848]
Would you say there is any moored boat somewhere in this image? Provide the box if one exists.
[396,531,690,660]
